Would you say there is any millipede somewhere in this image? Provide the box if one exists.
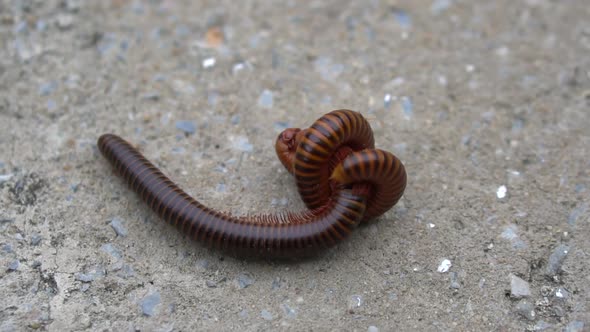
[98,110,407,258]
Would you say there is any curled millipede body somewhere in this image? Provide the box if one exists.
[98,110,406,258]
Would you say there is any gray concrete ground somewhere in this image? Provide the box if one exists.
[1,0,589,331]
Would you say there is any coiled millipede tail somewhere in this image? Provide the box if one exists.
[98,110,407,258]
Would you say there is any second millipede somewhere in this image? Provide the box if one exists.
[98,110,407,258]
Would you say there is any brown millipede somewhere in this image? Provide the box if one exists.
[98,110,406,258]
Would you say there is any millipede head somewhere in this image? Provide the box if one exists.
[275,127,305,174]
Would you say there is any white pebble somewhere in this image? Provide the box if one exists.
[437,259,452,273]
[202,57,216,68]
[497,185,507,199]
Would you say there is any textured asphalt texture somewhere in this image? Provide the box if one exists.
[1,1,589,331]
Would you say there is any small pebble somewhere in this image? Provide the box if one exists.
[574,184,586,193]
[260,309,273,321]
[205,27,224,47]
[76,273,95,283]
[116,264,135,279]
[230,136,253,152]
[141,292,161,316]
[100,243,122,260]
[384,94,392,108]
[431,0,452,14]
[392,8,411,28]
[236,273,255,289]
[533,321,553,331]
[568,204,587,226]
[564,321,585,332]
[553,305,566,318]
[401,96,413,118]
[65,0,81,11]
[31,234,43,246]
[196,259,209,270]
[281,303,297,319]
[496,185,507,199]
[514,300,535,321]
[34,20,46,31]
[175,120,196,135]
[14,20,28,34]
[232,63,247,74]
[545,244,569,277]
[450,272,461,289]
[57,14,74,29]
[349,295,363,310]
[501,225,526,249]
[142,92,160,101]
[314,57,344,81]
[109,217,128,237]
[171,147,185,154]
[39,81,57,96]
[437,259,452,273]
[368,326,379,332]
[510,274,531,298]
[215,183,226,193]
[206,280,217,288]
[47,100,57,111]
[274,121,290,131]
[239,309,249,319]
[555,287,569,299]
[511,118,524,132]
[202,57,216,68]
[70,183,79,193]
[174,25,190,37]
[0,174,14,183]
[258,89,274,108]
[271,277,282,290]
[8,259,19,271]
[2,244,13,253]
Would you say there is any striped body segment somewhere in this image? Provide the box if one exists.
[98,110,407,258]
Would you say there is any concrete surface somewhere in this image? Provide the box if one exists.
[1,0,589,331]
